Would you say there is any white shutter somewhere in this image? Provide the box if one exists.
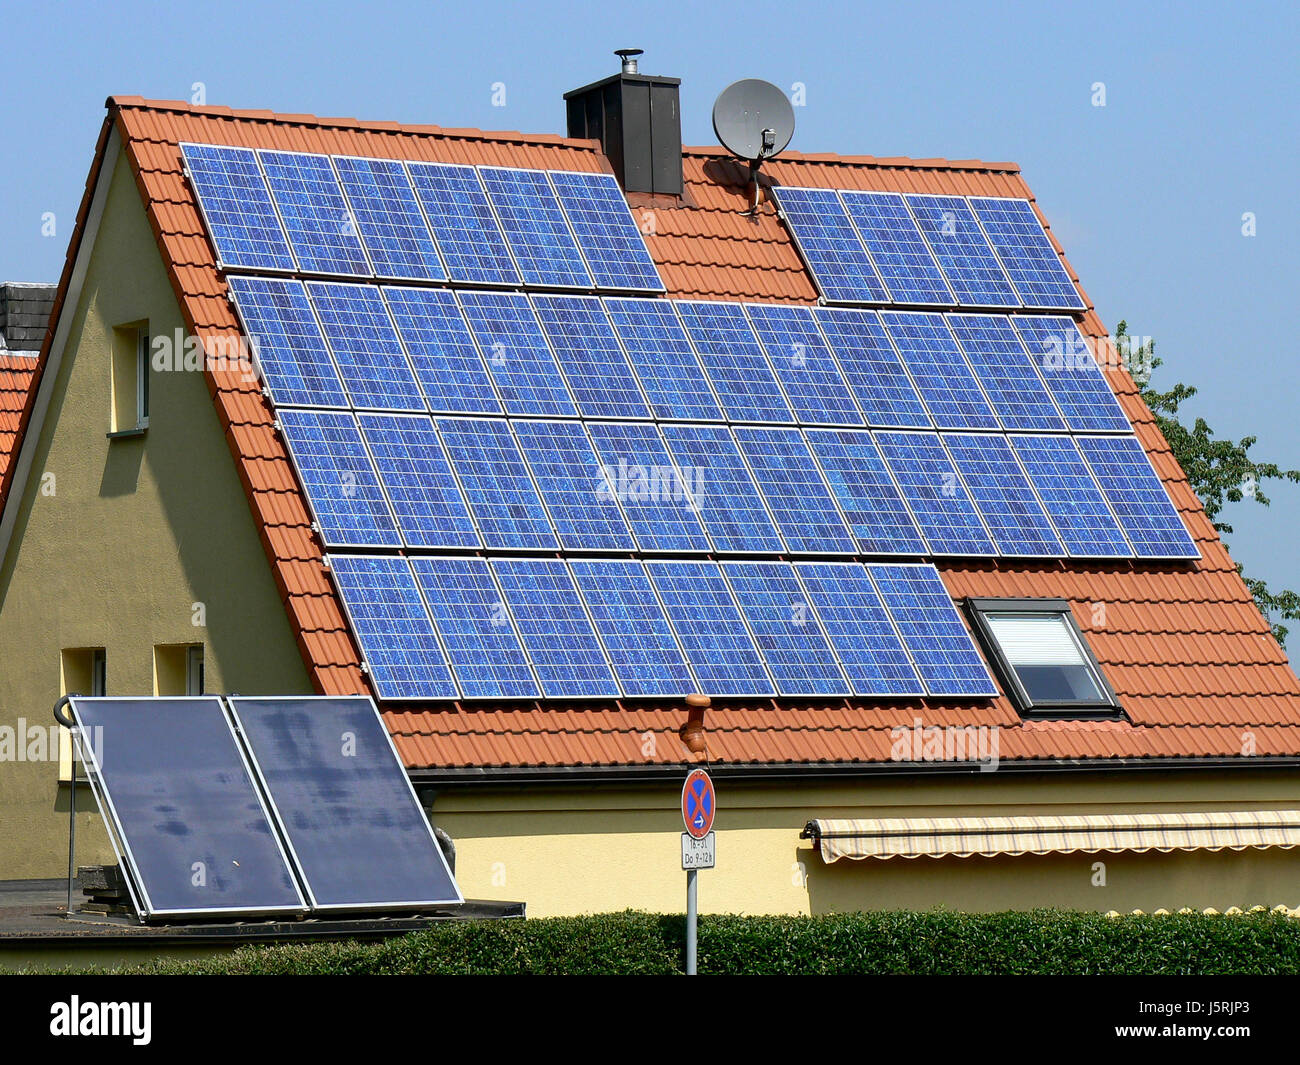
[986,614,1084,666]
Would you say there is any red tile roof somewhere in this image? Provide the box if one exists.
[15,96,1300,771]
[0,354,38,487]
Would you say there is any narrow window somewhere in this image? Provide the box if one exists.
[110,322,149,435]
[154,643,204,696]
[58,648,105,782]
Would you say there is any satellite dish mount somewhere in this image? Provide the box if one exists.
[712,79,796,216]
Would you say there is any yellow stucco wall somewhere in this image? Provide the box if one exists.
[429,770,1300,917]
[0,146,312,879]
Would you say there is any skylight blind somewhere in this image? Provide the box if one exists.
[986,614,1084,666]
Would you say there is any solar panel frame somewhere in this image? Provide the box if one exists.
[744,303,865,426]
[331,154,448,282]
[547,169,665,293]
[356,412,480,549]
[604,298,724,421]
[227,276,349,409]
[873,429,997,556]
[946,313,1068,432]
[409,557,541,700]
[380,285,503,415]
[511,419,636,551]
[327,555,460,701]
[647,560,775,697]
[456,290,579,417]
[1075,434,1200,559]
[721,561,852,697]
[1008,433,1133,559]
[793,562,926,698]
[490,557,621,698]
[1010,315,1131,433]
[675,300,795,424]
[813,308,932,429]
[257,149,373,276]
[436,416,558,550]
[968,197,1085,311]
[226,695,463,911]
[804,428,928,555]
[903,193,1020,309]
[770,185,890,303]
[585,420,713,553]
[880,310,1000,430]
[732,426,856,554]
[530,294,652,419]
[866,563,999,698]
[305,281,426,411]
[406,161,521,286]
[569,558,698,697]
[67,696,307,919]
[940,432,1065,557]
[839,190,956,307]
[477,165,594,289]
[180,143,296,272]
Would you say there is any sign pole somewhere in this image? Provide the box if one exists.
[680,766,715,976]
[686,867,698,975]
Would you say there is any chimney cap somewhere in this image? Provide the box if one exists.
[614,48,643,74]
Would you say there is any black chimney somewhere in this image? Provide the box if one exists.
[564,49,683,197]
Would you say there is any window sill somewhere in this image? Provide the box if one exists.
[106,426,147,440]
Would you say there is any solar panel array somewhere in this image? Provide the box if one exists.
[182,144,1200,709]
[773,186,1086,311]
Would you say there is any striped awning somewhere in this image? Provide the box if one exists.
[802,810,1300,863]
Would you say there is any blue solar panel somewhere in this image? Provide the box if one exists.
[585,421,712,552]
[946,313,1066,431]
[839,190,955,306]
[866,563,998,698]
[406,162,520,285]
[531,295,651,418]
[381,286,501,415]
[490,558,619,698]
[328,555,459,700]
[456,291,578,416]
[874,430,996,556]
[1008,434,1132,558]
[744,303,864,426]
[647,561,774,696]
[436,417,557,549]
[306,282,424,411]
[511,420,634,550]
[658,424,785,552]
[732,427,855,553]
[277,409,400,548]
[408,557,540,699]
[332,155,446,281]
[181,144,295,272]
[258,150,371,276]
[548,170,664,292]
[1075,434,1199,559]
[228,276,347,408]
[805,428,927,554]
[771,186,889,303]
[676,301,794,423]
[356,413,479,549]
[604,298,722,421]
[569,559,695,696]
[227,696,462,909]
[881,311,999,430]
[1011,316,1130,432]
[904,194,1019,307]
[969,197,1085,310]
[723,562,850,696]
[941,432,1063,557]
[794,564,925,697]
[814,308,931,428]
[69,696,305,918]
[478,167,592,288]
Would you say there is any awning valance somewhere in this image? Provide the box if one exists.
[802,810,1300,863]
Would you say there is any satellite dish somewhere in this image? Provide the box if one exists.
[712,79,796,163]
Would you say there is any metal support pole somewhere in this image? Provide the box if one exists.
[67,731,76,916]
[686,868,698,975]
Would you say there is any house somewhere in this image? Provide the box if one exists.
[2,59,1299,919]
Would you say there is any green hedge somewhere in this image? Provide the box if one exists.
[72,909,1300,975]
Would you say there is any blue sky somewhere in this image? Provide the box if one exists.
[2,0,1297,620]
